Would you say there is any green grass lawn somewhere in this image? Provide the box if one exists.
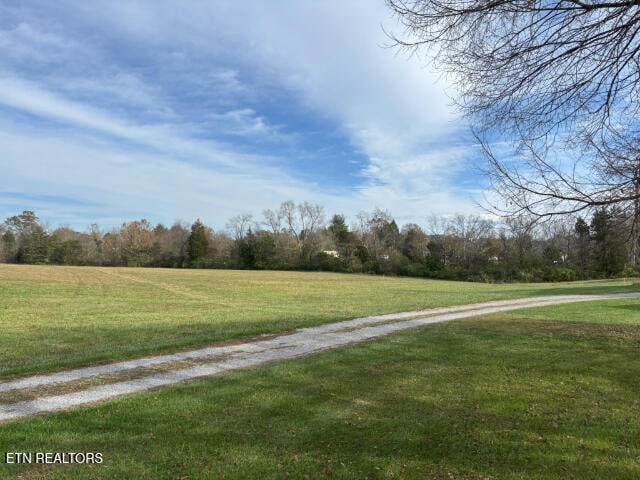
[1,298,638,479]
[0,264,638,378]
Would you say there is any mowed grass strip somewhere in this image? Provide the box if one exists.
[1,299,638,479]
[1,264,638,378]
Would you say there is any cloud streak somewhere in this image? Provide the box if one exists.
[0,1,484,231]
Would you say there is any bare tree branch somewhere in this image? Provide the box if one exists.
[387,0,640,255]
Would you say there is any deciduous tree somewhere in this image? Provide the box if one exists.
[387,1,640,226]
[119,219,154,267]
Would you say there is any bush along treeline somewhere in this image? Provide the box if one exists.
[1,202,639,282]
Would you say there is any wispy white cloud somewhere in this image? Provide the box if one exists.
[164,0,469,208]
[0,21,72,62]
[204,108,286,138]
[0,76,274,169]
[0,120,344,229]
[57,73,167,112]
[0,0,485,231]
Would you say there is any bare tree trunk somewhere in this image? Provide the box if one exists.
[633,163,640,265]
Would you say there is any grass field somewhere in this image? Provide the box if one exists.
[0,264,638,379]
[1,296,639,479]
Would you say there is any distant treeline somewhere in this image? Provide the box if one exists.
[1,202,638,282]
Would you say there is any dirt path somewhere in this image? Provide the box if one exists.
[1,293,638,422]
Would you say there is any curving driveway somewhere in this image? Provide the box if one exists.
[1,293,638,422]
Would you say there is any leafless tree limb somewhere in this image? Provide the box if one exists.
[387,1,640,228]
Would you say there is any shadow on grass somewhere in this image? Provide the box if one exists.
[3,281,639,380]
[611,303,640,311]
[0,318,307,379]
[1,318,639,479]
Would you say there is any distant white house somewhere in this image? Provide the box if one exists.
[322,250,339,258]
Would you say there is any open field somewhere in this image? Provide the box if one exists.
[1,298,639,479]
[1,264,638,379]
[5,294,636,421]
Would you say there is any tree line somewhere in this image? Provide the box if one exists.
[1,202,637,282]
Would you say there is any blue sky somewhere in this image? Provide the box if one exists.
[0,0,484,231]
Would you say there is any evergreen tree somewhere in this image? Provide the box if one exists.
[591,208,627,277]
[238,229,256,269]
[51,239,83,265]
[574,217,590,277]
[18,225,53,264]
[328,214,350,245]
[187,219,209,267]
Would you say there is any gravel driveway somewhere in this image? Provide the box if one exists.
[1,293,638,422]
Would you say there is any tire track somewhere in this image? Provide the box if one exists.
[1,293,638,422]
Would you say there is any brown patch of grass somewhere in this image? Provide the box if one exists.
[0,355,237,404]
